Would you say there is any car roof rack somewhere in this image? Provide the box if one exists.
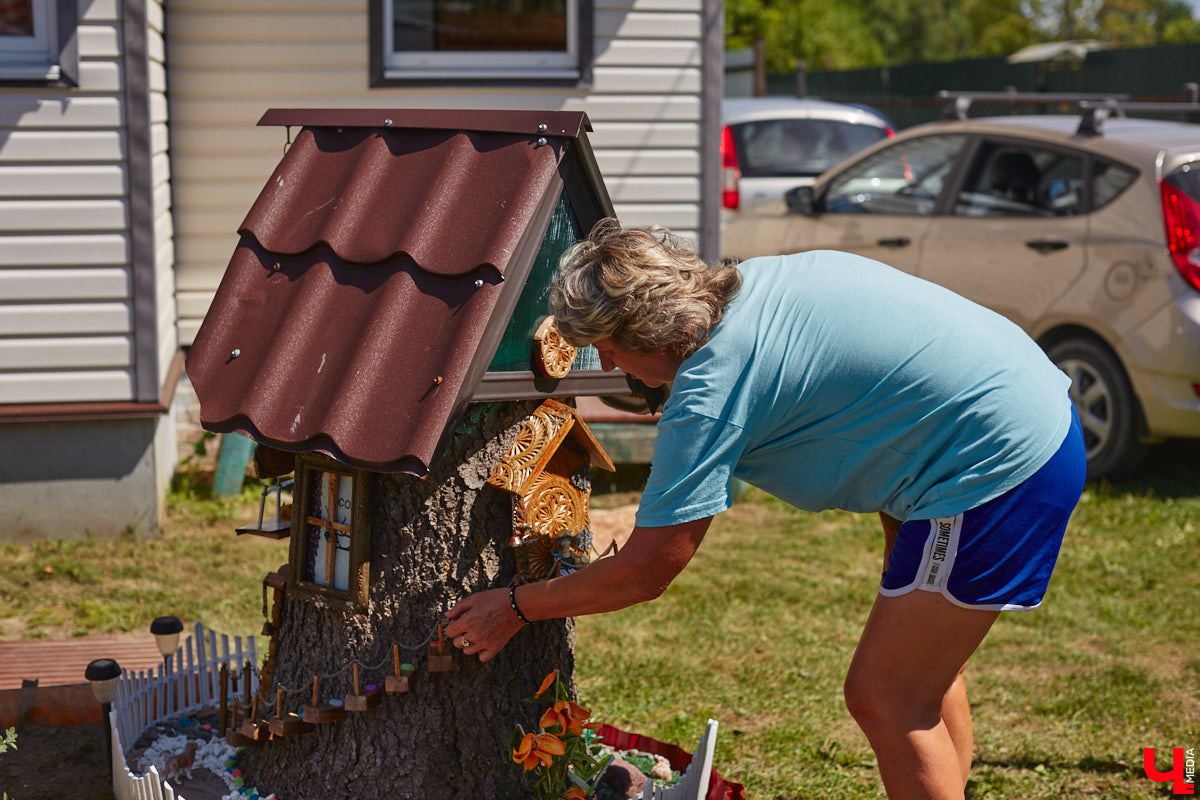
[938,89,1129,121]
[1077,99,1200,135]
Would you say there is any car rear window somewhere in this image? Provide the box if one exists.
[1165,162,1200,201]
[731,118,888,178]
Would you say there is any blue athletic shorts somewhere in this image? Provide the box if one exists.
[880,407,1086,611]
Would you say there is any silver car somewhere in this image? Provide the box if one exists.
[721,97,893,215]
[721,102,1200,479]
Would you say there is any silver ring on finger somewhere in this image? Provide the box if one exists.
[460,637,470,649]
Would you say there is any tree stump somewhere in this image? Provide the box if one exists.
[241,401,577,799]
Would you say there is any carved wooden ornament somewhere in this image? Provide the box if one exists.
[532,316,577,379]
[487,399,614,583]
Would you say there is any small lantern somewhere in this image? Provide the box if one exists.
[85,658,122,705]
[237,477,293,539]
[150,616,183,660]
[85,658,122,781]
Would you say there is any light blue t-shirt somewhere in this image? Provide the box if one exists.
[636,250,1073,527]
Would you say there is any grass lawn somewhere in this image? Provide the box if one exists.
[577,441,1200,799]
[1,441,1197,798]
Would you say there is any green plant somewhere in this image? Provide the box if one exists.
[511,671,612,800]
[1,727,16,800]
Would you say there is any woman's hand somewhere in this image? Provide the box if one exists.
[445,516,714,662]
[445,588,525,663]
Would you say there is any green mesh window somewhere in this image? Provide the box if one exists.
[489,192,600,372]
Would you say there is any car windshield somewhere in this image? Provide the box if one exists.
[731,118,888,177]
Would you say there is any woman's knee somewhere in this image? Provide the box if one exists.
[844,665,944,733]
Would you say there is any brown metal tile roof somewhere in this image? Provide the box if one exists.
[185,109,623,475]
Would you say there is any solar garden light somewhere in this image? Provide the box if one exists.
[85,658,122,782]
[151,615,183,660]
[150,616,183,714]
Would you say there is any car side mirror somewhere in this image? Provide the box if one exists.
[785,185,817,215]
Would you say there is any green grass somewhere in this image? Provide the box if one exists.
[0,479,290,641]
[1,442,1197,798]
[576,441,1200,799]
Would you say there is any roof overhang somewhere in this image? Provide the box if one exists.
[186,108,619,475]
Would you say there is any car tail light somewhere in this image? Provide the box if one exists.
[885,127,896,138]
[720,125,740,210]
[1160,179,1200,292]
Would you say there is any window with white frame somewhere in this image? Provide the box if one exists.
[0,0,76,84]
[374,0,591,85]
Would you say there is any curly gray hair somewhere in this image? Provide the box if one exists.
[549,218,742,360]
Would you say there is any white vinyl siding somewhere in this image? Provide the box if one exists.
[147,0,178,385]
[166,0,710,343]
[0,13,130,409]
[0,0,175,406]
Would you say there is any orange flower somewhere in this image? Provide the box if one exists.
[561,788,588,800]
[514,731,566,771]
[535,732,566,758]
[535,670,559,698]
[513,732,540,771]
[540,705,567,733]
[553,700,593,735]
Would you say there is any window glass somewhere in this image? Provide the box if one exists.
[954,142,1086,218]
[385,0,578,79]
[394,0,566,53]
[1,0,34,36]
[1166,162,1200,201]
[824,134,967,216]
[488,191,600,373]
[1093,161,1138,210]
[731,119,890,179]
[303,469,354,592]
[0,0,70,82]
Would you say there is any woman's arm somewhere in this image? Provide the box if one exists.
[445,516,713,662]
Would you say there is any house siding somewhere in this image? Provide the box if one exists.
[0,0,175,405]
[166,0,716,344]
[0,0,179,542]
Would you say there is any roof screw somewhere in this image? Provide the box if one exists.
[384,119,393,127]
[231,348,241,359]
[537,123,548,133]
[474,279,484,288]
[433,375,443,385]
[536,137,548,148]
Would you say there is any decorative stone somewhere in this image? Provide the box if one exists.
[602,757,648,798]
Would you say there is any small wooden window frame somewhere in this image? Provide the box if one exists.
[288,453,372,611]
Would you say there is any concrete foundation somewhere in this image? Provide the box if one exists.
[0,411,177,543]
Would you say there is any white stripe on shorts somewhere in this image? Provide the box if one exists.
[880,514,963,596]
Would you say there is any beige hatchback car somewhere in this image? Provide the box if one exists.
[721,101,1200,479]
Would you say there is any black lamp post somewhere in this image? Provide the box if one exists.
[150,616,182,715]
[85,658,122,783]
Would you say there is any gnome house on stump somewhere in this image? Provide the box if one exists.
[184,109,638,799]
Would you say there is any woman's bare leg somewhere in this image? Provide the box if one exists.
[844,589,998,800]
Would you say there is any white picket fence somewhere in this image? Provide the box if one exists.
[105,622,719,800]
[109,621,259,800]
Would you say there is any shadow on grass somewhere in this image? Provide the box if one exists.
[1096,438,1200,500]
[972,753,1139,776]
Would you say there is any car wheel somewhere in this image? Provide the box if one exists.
[1046,337,1147,480]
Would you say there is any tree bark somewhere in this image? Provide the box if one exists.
[242,400,576,799]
